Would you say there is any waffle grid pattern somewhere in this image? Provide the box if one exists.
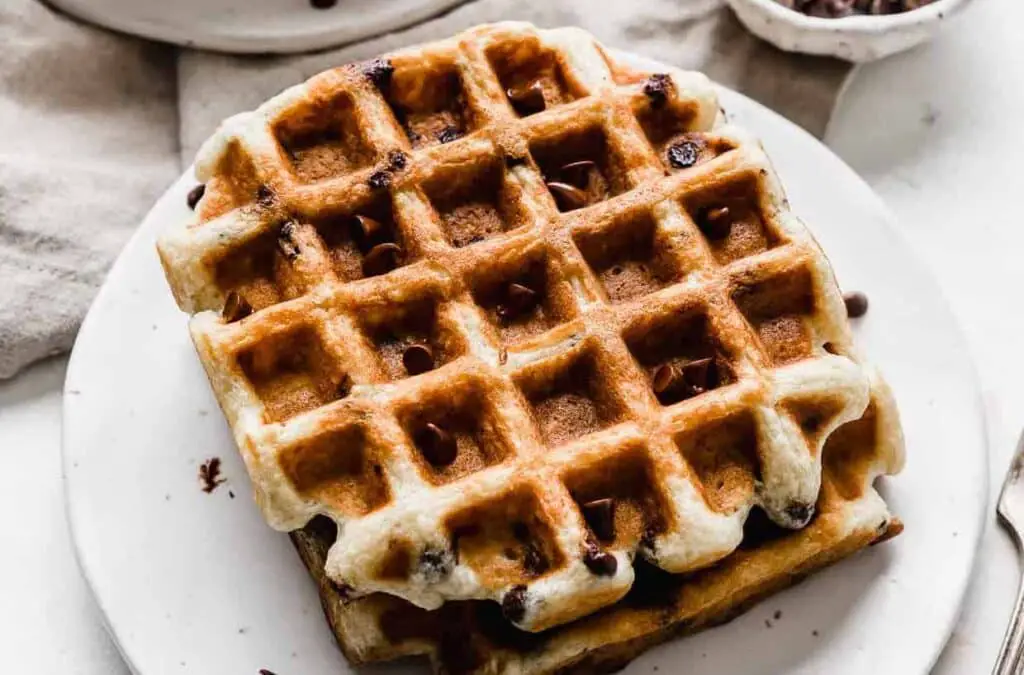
[159,23,885,633]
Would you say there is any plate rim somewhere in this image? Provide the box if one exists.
[46,0,469,54]
[62,56,989,675]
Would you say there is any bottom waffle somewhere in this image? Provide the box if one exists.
[291,375,903,675]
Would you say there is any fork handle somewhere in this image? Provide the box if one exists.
[994,547,1024,674]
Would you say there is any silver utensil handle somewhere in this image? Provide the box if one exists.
[994,538,1024,674]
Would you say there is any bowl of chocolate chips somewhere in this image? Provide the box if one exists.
[725,0,974,61]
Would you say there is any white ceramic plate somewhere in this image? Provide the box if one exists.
[63,57,987,675]
[48,0,465,54]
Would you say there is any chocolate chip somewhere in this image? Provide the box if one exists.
[186,183,206,210]
[361,242,402,277]
[222,291,252,323]
[581,498,615,542]
[310,0,337,7]
[497,282,538,321]
[785,501,814,526]
[437,126,461,144]
[640,524,658,553]
[504,154,527,168]
[546,181,588,211]
[506,81,545,117]
[843,291,869,318]
[277,221,300,260]
[402,344,434,376]
[667,141,700,169]
[801,412,823,434]
[559,160,597,189]
[419,548,453,582]
[653,358,719,404]
[511,521,530,542]
[501,584,528,623]
[330,581,354,601]
[416,422,457,467]
[652,364,680,399]
[681,357,717,396]
[256,184,275,207]
[507,283,538,313]
[498,347,508,365]
[351,214,385,248]
[786,0,931,16]
[335,373,353,398]
[368,170,391,190]
[523,542,548,576]
[362,58,395,89]
[697,205,731,240]
[805,0,856,16]
[643,73,672,108]
[583,543,618,576]
[387,150,408,171]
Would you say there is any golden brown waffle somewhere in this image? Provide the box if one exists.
[292,373,903,675]
[157,22,904,634]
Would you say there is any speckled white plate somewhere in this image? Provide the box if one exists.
[48,0,465,54]
[63,54,986,675]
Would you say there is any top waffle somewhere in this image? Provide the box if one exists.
[157,22,904,632]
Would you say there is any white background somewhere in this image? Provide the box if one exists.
[0,0,1019,671]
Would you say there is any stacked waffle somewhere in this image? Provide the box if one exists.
[157,21,904,674]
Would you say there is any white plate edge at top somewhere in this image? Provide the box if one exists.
[47,0,467,54]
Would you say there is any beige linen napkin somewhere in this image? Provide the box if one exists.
[1,0,848,379]
[0,0,178,378]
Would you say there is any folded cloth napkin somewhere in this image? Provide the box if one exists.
[1,0,849,380]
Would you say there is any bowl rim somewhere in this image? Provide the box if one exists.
[729,0,974,33]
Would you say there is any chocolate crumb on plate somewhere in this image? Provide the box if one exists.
[199,457,226,493]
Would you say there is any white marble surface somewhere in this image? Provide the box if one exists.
[0,0,1019,669]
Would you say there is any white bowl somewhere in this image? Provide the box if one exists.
[724,0,975,62]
